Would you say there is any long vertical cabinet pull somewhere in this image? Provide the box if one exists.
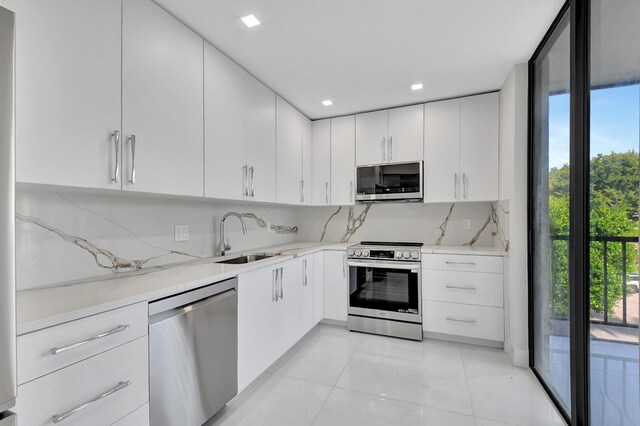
[388,136,393,161]
[463,172,468,199]
[299,181,304,203]
[302,259,308,286]
[272,268,278,302]
[342,254,346,277]
[249,166,255,197]
[381,137,386,162]
[454,173,459,199]
[112,130,120,183]
[242,165,248,197]
[278,267,284,299]
[350,181,354,203]
[128,135,136,185]
[325,182,329,204]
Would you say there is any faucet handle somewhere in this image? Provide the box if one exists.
[224,238,231,251]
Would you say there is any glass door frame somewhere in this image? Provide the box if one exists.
[528,0,592,424]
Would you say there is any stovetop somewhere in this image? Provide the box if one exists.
[359,241,424,247]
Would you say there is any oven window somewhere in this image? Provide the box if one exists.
[349,265,419,313]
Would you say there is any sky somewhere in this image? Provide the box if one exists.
[548,84,640,170]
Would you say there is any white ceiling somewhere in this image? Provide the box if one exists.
[154,0,565,119]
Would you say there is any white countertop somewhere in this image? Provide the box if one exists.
[17,241,503,335]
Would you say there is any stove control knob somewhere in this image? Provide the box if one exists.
[362,250,369,257]
[402,251,410,259]
[355,249,362,257]
[395,251,402,259]
[410,251,419,259]
[348,249,355,256]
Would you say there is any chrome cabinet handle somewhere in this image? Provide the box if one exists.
[446,317,477,324]
[112,130,120,183]
[342,254,346,277]
[250,166,255,197]
[350,181,354,203]
[272,269,277,302]
[299,180,304,203]
[52,380,130,424]
[128,135,136,184]
[242,165,248,197]
[445,261,476,266]
[388,136,393,161]
[381,137,386,161]
[445,285,477,290]
[50,324,130,355]
[279,267,284,299]
[454,173,459,199]
[463,172,468,199]
[325,182,329,204]
[302,259,308,286]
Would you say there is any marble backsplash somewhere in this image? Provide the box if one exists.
[16,187,507,290]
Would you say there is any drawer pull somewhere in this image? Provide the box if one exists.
[50,324,130,355]
[446,317,477,324]
[445,285,477,290]
[52,380,131,424]
[445,261,476,266]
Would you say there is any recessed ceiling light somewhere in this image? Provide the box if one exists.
[322,100,334,106]
[240,14,261,28]
[411,83,423,91]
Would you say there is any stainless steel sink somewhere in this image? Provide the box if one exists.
[215,253,280,265]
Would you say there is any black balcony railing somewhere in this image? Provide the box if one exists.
[550,235,639,329]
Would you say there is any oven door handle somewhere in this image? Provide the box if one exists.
[347,260,420,271]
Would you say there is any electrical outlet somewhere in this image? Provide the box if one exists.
[463,219,472,231]
[174,225,189,242]
[267,222,272,233]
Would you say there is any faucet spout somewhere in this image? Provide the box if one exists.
[218,212,248,256]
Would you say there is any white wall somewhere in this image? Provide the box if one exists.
[500,62,529,367]
[16,186,299,289]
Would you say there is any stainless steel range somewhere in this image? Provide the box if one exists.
[347,242,423,341]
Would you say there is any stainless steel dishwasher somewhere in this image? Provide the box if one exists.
[149,277,238,426]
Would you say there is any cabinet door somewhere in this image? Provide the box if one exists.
[122,0,204,197]
[301,116,313,205]
[313,252,325,325]
[311,119,331,205]
[355,110,388,165]
[388,104,424,163]
[244,75,276,203]
[204,43,246,200]
[330,116,356,206]
[424,98,461,203]
[323,251,348,322]
[275,96,303,205]
[276,259,303,355]
[300,255,315,336]
[460,93,500,201]
[15,0,122,189]
[238,266,279,391]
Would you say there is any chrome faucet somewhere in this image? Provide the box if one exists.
[218,212,247,256]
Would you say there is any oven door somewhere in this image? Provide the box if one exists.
[348,260,421,323]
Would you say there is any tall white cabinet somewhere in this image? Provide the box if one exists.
[302,117,313,205]
[330,116,356,206]
[276,96,304,205]
[355,104,423,165]
[424,92,499,203]
[204,43,276,202]
[122,0,204,197]
[311,119,331,206]
[15,0,122,189]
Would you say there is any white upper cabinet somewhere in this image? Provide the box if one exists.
[15,0,122,189]
[356,105,424,165]
[311,119,331,206]
[122,0,204,197]
[460,93,499,202]
[424,98,461,203]
[330,115,356,205]
[204,43,276,202]
[424,93,499,203]
[276,96,303,205]
[388,104,424,163]
[302,117,313,205]
[355,110,388,165]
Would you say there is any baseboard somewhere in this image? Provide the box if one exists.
[423,331,503,349]
[512,348,529,367]
[320,318,347,327]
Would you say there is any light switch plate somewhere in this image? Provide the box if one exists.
[174,225,189,242]
[463,219,472,231]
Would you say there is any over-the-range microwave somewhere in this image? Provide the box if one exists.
[355,161,423,202]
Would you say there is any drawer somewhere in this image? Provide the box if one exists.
[423,300,504,342]
[422,254,503,274]
[422,270,503,307]
[18,302,148,384]
[112,404,149,426]
[16,336,149,426]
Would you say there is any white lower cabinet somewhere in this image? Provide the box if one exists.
[16,336,149,426]
[112,404,149,426]
[323,250,348,322]
[237,256,315,392]
[422,253,504,345]
[313,251,325,324]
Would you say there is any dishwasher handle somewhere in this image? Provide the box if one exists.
[150,287,237,326]
[149,277,237,317]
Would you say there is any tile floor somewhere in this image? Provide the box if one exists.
[209,325,566,426]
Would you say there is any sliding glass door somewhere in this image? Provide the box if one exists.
[530,1,639,424]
